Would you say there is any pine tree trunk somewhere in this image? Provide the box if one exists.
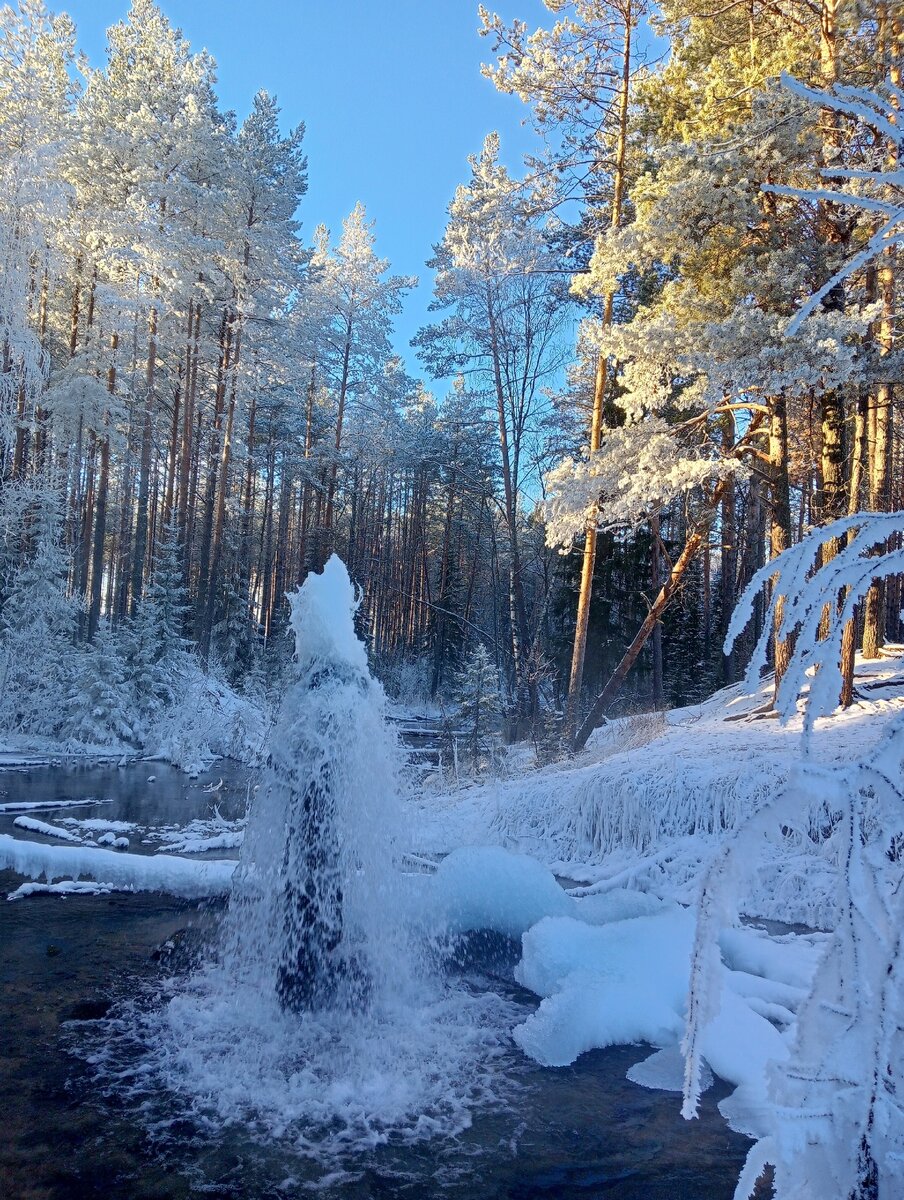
[201,321,242,659]
[650,514,664,708]
[769,391,793,693]
[565,6,632,741]
[129,303,158,615]
[863,247,896,657]
[840,388,869,705]
[720,413,738,683]
[323,323,352,564]
[196,309,232,635]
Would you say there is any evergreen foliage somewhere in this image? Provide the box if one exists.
[453,642,503,770]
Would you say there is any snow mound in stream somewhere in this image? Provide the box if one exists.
[417,846,816,1141]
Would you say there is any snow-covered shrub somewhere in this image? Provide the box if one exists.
[585,709,668,762]
[379,654,434,710]
[145,665,271,774]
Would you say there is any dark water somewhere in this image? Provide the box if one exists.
[0,761,254,851]
[0,764,760,1200]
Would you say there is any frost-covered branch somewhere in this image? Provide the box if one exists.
[764,74,904,334]
[725,512,904,738]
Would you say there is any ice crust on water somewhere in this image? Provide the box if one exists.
[7,879,133,900]
[513,911,693,1066]
[419,845,664,937]
[0,833,234,898]
[425,846,573,936]
[414,847,802,1139]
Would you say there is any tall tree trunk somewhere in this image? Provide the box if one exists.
[178,299,201,586]
[565,3,633,741]
[322,325,352,565]
[862,149,897,657]
[129,302,158,614]
[650,514,664,708]
[769,391,793,693]
[840,388,869,706]
[488,288,533,734]
[201,321,242,659]
[720,414,738,683]
[196,309,232,634]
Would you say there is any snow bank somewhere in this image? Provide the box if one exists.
[511,903,793,1138]
[0,834,234,899]
[719,925,828,990]
[410,654,904,927]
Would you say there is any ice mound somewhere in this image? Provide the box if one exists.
[426,846,574,937]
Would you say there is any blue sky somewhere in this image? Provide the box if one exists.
[61,0,552,385]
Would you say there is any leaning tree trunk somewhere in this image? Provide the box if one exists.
[573,480,728,753]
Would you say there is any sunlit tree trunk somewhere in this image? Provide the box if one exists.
[565,2,633,742]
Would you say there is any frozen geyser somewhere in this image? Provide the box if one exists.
[92,556,516,1160]
[221,554,406,1012]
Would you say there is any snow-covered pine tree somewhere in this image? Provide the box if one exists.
[453,641,503,772]
[126,522,193,730]
[0,488,78,735]
[64,623,135,747]
[415,135,569,736]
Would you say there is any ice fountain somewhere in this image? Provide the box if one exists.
[220,553,405,1013]
[131,555,511,1158]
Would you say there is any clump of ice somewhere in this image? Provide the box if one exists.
[13,815,83,842]
[513,910,693,1066]
[509,901,801,1139]
[425,846,574,937]
[7,879,133,900]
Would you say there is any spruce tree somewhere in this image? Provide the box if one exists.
[126,522,192,728]
[453,642,502,771]
[0,491,78,735]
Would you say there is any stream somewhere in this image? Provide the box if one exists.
[0,761,757,1200]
